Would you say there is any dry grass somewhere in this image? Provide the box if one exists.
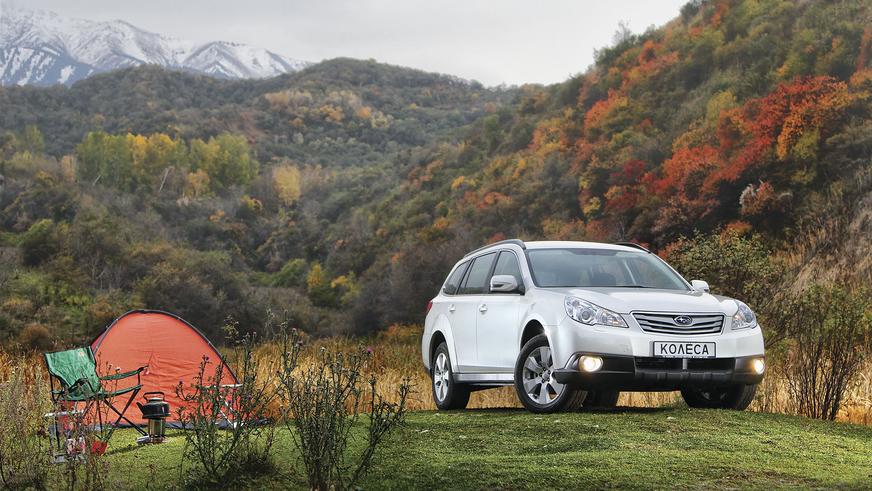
[251,324,872,425]
[4,325,871,425]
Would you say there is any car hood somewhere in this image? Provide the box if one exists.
[548,287,738,314]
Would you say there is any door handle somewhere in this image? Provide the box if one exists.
[479,304,488,313]
[448,304,456,313]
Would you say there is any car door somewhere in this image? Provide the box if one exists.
[451,252,497,372]
[476,250,523,372]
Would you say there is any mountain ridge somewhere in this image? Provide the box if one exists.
[0,6,310,86]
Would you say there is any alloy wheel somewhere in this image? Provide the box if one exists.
[521,346,564,405]
[433,352,450,402]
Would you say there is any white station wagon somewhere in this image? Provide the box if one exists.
[421,240,766,413]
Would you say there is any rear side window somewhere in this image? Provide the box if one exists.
[493,251,523,288]
[458,253,497,294]
[442,261,470,295]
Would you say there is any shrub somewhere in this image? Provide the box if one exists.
[0,359,52,489]
[664,231,791,343]
[175,320,276,488]
[20,219,60,266]
[272,258,308,287]
[781,285,872,420]
[17,322,54,352]
[277,327,409,491]
[54,405,115,491]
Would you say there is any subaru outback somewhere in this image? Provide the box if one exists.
[421,239,765,413]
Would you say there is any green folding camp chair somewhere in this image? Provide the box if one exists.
[44,347,147,437]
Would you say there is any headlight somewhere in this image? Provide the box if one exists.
[564,296,628,328]
[731,300,757,330]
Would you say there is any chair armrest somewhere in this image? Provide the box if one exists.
[100,366,146,381]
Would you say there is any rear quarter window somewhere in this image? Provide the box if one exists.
[442,261,470,295]
[458,253,497,294]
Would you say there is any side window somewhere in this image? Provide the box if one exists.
[458,253,496,294]
[442,261,470,295]
[493,251,523,290]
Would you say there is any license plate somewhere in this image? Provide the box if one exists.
[653,341,716,358]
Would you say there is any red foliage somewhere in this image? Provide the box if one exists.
[610,159,647,185]
[654,145,720,198]
[704,76,851,191]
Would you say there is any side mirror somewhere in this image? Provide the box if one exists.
[690,280,710,293]
[490,275,521,293]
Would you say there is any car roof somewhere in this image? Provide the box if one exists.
[524,241,642,252]
[463,240,644,259]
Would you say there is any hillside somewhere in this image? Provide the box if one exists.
[0,58,516,343]
[0,0,871,344]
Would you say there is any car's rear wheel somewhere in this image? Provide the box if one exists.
[432,342,470,410]
[582,390,620,410]
[514,334,585,413]
[681,384,757,410]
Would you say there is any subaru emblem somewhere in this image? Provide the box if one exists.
[674,315,693,326]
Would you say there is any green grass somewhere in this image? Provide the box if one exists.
[103,408,872,490]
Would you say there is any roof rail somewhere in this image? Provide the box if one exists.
[464,239,526,258]
[615,242,650,253]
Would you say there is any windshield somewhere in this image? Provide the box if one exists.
[526,248,689,290]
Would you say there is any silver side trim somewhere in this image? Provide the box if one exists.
[454,373,514,384]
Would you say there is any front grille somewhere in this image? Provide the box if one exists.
[635,357,734,371]
[633,312,724,335]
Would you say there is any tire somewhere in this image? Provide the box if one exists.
[681,384,757,410]
[582,390,620,410]
[431,342,470,410]
[514,334,585,413]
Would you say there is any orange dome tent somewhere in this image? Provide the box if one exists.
[90,310,238,426]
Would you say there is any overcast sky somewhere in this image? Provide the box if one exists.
[7,0,687,86]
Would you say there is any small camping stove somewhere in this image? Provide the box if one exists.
[136,392,170,444]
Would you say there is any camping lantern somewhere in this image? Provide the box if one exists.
[136,392,170,444]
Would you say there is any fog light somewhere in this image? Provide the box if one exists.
[579,355,603,373]
[752,358,765,375]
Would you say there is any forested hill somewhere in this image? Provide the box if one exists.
[367,0,872,320]
[1,0,871,347]
[0,58,512,159]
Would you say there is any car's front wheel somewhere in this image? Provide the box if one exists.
[431,342,470,410]
[680,384,757,410]
[514,334,585,413]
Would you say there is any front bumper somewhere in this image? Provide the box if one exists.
[552,353,765,390]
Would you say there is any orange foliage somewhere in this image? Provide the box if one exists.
[654,145,720,197]
[478,191,510,209]
[704,76,853,190]
[583,90,628,135]
[709,0,730,27]
[623,39,679,89]
[722,220,753,237]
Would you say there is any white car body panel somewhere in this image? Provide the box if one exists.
[422,240,766,390]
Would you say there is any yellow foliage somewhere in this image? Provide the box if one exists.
[511,158,528,180]
[330,275,350,289]
[264,90,291,109]
[273,164,302,206]
[583,197,602,216]
[185,169,211,198]
[450,175,466,190]
[59,155,76,182]
[306,263,326,291]
[320,105,345,123]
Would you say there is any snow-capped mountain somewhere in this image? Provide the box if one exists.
[0,6,310,86]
